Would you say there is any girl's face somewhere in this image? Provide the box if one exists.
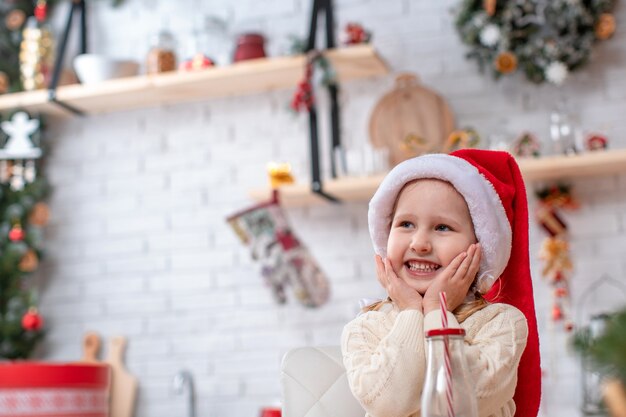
[386,179,477,295]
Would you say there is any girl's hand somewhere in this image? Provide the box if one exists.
[422,243,482,314]
[375,255,423,311]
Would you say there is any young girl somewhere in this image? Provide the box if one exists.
[341,149,541,417]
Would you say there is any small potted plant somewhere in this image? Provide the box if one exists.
[574,307,626,417]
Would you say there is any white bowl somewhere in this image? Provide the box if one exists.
[73,54,139,84]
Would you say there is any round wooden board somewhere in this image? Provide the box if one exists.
[369,73,455,167]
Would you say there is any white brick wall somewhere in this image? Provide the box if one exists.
[36,1,626,416]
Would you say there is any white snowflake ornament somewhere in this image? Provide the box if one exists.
[545,61,569,85]
[480,24,501,47]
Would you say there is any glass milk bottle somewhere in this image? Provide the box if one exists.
[421,328,478,417]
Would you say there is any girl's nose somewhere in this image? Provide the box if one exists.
[410,232,432,254]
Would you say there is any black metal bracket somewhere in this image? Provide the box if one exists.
[47,0,87,116]
[305,0,342,203]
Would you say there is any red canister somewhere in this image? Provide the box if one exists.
[260,406,281,417]
[233,33,267,62]
[0,362,110,417]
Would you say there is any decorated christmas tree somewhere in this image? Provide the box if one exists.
[0,111,49,359]
[0,0,52,94]
[1,0,123,94]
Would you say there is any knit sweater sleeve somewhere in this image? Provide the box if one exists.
[341,308,426,417]
[463,304,529,417]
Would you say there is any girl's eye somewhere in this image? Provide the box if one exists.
[435,224,452,232]
[399,221,413,228]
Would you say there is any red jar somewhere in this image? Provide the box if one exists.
[233,33,267,62]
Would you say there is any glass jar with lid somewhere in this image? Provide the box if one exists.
[146,29,177,74]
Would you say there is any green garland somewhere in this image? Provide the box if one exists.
[455,0,617,85]
[574,307,626,386]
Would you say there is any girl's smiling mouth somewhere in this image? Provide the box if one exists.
[405,260,441,275]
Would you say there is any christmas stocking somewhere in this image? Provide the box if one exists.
[226,192,330,307]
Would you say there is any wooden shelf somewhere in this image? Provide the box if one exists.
[248,174,388,207]
[250,149,626,206]
[516,148,626,181]
[0,45,388,117]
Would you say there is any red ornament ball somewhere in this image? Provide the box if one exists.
[34,2,47,22]
[9,225,25,242]
[22,308,44,331]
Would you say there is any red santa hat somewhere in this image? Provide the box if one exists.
[368,149,541,417]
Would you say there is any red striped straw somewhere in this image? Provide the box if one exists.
[440,291,454,417]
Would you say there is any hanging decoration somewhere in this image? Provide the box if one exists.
[340,22,372,45]
[28,201,51,226]
[290,50,336,113]
[291,55,315,113]
[226,191,330,308]
[0,112,42,160]
[443,127,481,153]
[454,0,617,85]
[288,21,368,112]
[9,224,26,241]
[535,183,579,332]
[511,132,541,158]
[19,0,54,91]
[21,307,44,331]
[585,133,609,151]
[288,35,337,113]
[0,110,49,359]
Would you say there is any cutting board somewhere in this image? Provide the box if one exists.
[369,72,455,166]
[106,336,138,417]
[81,331,102,363]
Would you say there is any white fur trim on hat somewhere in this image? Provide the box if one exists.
[368,153,512,293]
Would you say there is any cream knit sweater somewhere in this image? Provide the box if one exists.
[341,303,528,417]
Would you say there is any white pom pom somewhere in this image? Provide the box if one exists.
[479,24,501,47]
[545,61,569,85]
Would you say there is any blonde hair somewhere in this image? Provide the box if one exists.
[361,292,489,323]
[366,178,490,322]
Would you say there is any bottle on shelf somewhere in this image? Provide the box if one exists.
[548,99,580,156]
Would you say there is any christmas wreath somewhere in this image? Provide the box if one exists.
[455,0,617,85]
